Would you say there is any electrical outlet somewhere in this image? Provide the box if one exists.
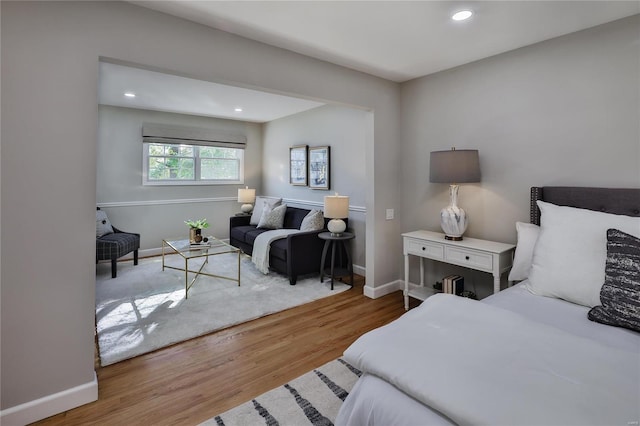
[386,209,394,220]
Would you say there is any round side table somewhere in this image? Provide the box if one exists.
[318,231,355,290]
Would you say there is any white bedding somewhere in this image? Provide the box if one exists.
[251,229,302,274]
[338,284,640,426]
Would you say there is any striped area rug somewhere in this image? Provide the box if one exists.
[203,358,361,426]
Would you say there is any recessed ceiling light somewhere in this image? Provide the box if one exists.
[234,107,243,112]
[124,92,136,98]
[452,10,473,21]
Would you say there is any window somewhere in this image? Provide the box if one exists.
[141,123,247,186]
[143,142,244,185]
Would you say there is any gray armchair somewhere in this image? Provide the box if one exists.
[96,207,140,278]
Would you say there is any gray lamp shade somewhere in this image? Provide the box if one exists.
[429,149,481,183]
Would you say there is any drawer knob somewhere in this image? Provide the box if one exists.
[465,255,470,260]
[422,247,426,251]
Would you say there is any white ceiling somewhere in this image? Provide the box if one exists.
[98,62,325,122]
[131,1,639,82]
[104,1,639,122]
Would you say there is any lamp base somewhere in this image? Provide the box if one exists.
[328,218,346,236]
[440,184,468,240]
[241,203,253,213]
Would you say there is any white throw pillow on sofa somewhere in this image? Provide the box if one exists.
[525,201,640,307]
[508,222,540,282]
[250,196,282,226]
[258,204,287,229]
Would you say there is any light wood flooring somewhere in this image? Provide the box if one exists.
[34,275,415,425]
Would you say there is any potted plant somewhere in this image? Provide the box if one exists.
[184,219,209,243]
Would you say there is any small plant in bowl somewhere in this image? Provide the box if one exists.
[185,219,209,243]
[184,219,209,230]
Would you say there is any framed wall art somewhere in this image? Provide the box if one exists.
[289,145,308,186]
[309,146,330,190]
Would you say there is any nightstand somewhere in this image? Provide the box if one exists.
[402,230,515,310]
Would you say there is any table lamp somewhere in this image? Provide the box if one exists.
[237,186,256,213]
[324,193,349,236]
[429,148,480,240]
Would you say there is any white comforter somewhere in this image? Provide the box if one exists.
[343,294,640,426]
[251,229,302,274]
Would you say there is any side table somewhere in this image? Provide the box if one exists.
[319,231,355,290]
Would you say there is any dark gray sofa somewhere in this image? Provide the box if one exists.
[229,206,347,285]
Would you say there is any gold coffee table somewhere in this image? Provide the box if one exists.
[162,237,241,298]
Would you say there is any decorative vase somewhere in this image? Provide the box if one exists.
[189,228,202,243]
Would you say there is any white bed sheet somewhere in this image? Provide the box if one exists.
[337,283,640,426]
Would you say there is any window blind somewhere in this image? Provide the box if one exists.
[142,123,247,149]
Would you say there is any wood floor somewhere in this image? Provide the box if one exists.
[34,275,413,425]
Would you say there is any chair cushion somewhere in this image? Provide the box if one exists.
[97,232,140,260]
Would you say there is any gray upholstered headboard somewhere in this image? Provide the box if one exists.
[530,186,640,225]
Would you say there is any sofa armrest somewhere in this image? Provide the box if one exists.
[230,215,251,228]
[286,230,327,278]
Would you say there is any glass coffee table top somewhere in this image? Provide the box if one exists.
[162,237,241,298]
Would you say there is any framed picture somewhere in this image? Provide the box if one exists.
[308,146,330,190]
[289,145,308,186]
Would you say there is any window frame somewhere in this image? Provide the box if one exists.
[142,142,245,186]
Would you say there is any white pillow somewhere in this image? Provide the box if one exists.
[96,210,114,237]
[257,203,287,229]
[250,196,282,226]
[508,222,540,282]
[526,201,640,307]
[300,209,325,232]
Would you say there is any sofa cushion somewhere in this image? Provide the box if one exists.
[230,225,256,244]
[283,207,314,229]
[245,228,271,245]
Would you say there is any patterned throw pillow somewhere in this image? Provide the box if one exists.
[250,197,282,226]
[300,209,325,232]
[257,204,287,229]
[96,210,114,237]
[588,228,640,332]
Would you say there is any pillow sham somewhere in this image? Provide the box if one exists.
[257,203,287,229]
[526,201,640,307]
[96,210,114,237]
[250,196,282,226]
[508,222,540,282]
[300,209,325,232]
[588,229,640,332]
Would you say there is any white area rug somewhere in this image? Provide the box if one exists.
[203,358,361,426]
[96,253,349,366]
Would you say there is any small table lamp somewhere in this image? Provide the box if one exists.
[429,148,480,240]
[237,186,256,213]
[324,193,349,236]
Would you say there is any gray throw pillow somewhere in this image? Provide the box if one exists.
[300,209,325,232]
[250,196,282,226]
[96,210,114,237]
[588,228,640,332]
[257,204,287,229]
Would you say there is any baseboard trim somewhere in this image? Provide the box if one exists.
[363,279,403,299]
[1,372,98,426]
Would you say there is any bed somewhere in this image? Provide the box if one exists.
[337,186,640,426]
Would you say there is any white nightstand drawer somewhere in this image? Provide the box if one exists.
[406,239,444,260]
[445,246,493,272]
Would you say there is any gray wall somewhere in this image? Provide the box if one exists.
[1,0,400,416]
[400,15,640,298]
[97,105,263,248]
[262,105,369,269]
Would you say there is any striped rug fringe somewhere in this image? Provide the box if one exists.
[203,358,361,426]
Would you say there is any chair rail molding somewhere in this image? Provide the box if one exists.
[97,196,236,208]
